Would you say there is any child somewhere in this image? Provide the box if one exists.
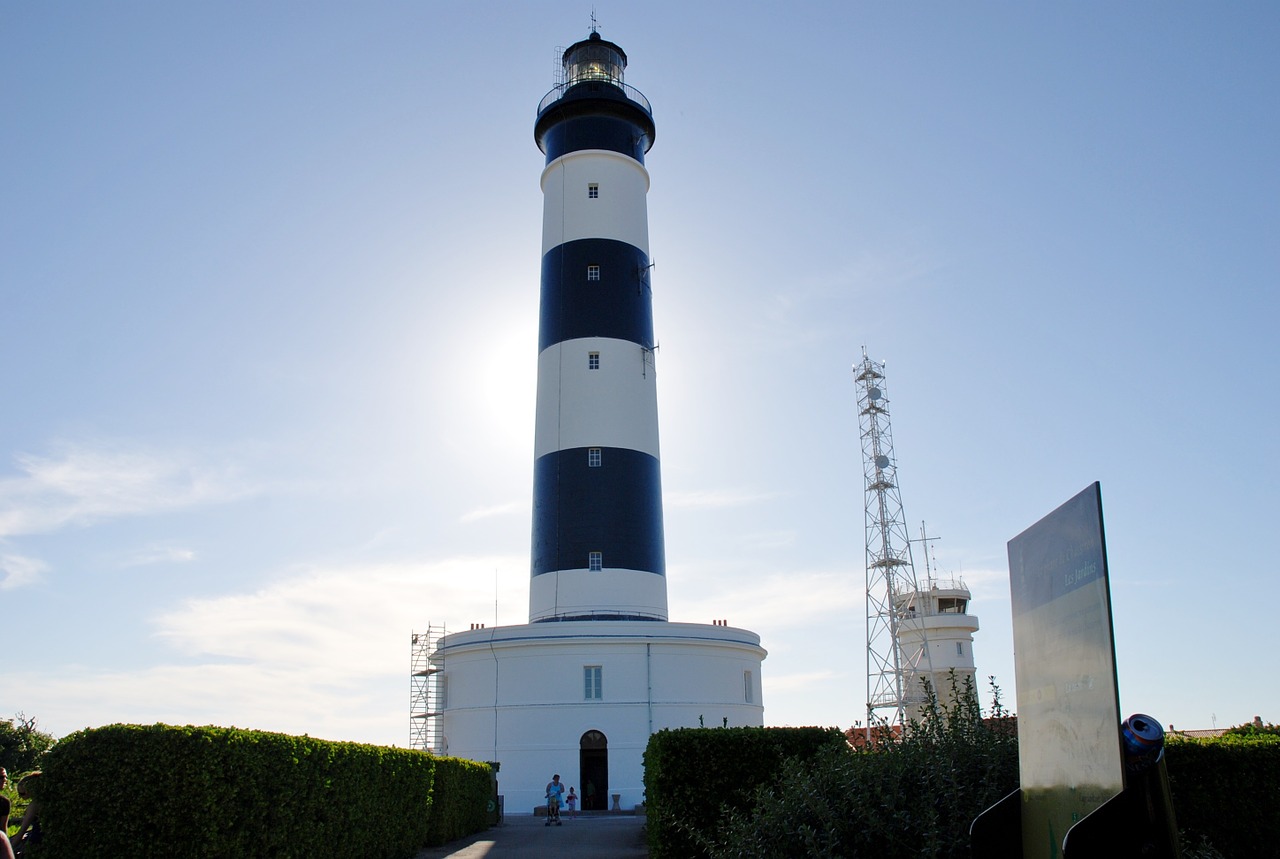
[566,787,578,817]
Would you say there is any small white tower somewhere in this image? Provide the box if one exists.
[897,525,980,710]
[426,30,767,814]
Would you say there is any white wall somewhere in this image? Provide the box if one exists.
[438,621,766,812]
[528,568,668,622]
[541,149,650,255]
[534,337,660,460]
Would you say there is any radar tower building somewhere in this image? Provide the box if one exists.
[854,351,979,727]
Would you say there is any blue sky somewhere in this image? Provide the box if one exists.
[3,2,1277,744]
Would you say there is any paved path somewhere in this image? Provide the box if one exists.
[412,814,648,859]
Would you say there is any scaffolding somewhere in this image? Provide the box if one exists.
[854,351,933,731]
[410,626,446,752]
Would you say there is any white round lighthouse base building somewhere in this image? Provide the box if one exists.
[435,621,765,813]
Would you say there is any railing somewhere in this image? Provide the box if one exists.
[535,610,664,622]
[537,80,652,116]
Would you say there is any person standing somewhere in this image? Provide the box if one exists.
[545,773,565,826]
[11,773,42,858]
[566,786,578,818]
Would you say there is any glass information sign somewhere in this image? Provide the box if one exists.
[1007,482,1124,858]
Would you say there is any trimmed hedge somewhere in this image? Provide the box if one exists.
[1166,733,1280,858]
[35,723,491,859]
[643,726,846,858]
[424,755,494,846]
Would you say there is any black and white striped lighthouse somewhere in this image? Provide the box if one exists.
[430,33,765,807]
[530,31,667,623]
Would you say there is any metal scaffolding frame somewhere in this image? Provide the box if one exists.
[410,625,446,752]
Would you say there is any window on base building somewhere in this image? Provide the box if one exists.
[956,642,964,656]
[584,665,602,699]
[587,265,600,281]
[588,351,600,369]
[588,448,601,467]
[588,551,602,571]
[588,183,599,198]
[744,670,754,703]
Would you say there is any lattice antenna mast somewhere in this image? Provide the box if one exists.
[855,351,933,732]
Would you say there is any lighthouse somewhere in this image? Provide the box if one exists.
[428,30,766,814]
[530,30,666,624]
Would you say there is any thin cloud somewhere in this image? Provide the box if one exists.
[0,553,47,590]
[670,565,860,634]
[6,556,528,742]
[117,545,198,568]
[459,500,527,524]
[153,557,526,677]
[0,441,258,539]
[3,663,393,744]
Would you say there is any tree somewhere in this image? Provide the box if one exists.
[0,712,55,774]
[1223,716,1280,737]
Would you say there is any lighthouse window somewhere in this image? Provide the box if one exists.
[588,351,600,370]
[588,448,601,467]
[584,665,603,699]
[588,551,603,571]
[587,265,600,281]
[588,183,599,198]
[744,670,753,703]
[957,642,964,656]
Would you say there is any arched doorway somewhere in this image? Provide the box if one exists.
[579,730,608,811]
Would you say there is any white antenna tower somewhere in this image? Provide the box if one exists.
[854,350,933,732]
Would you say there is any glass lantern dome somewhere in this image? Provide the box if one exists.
[563,32,626,87]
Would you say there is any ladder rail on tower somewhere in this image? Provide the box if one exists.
[410,625,446,753]
[855,351,934,733]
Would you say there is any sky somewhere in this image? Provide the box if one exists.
[2,3,1277,746]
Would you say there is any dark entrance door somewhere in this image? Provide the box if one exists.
[579,730,608,811]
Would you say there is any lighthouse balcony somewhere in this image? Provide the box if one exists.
[538,80,652,118]
[535,78,657,161]
[897,612,980,635]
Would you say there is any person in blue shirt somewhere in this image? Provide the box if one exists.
[545,773,565,826]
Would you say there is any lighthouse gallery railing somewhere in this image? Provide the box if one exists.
[537,81,652,117]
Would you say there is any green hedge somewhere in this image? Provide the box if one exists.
[423,755,494,846]
[1166,733,1280,858]
[35,723,491,859]
[643,726,846,858]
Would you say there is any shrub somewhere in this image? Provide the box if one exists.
[697,676,1019,859]
[644,725,845,858]
[424,755,493,846]
[35,723,490,859]
[1166,731,1280,859]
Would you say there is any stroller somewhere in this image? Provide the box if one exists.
[545,792,562,826]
